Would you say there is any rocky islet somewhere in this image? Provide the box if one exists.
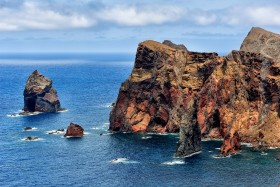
[22,70,62,114]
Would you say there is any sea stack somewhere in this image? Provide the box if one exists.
[110,27,280,157]
[23,70,62,113]
[64,123,84,137]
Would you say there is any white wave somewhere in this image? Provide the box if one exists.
[212,154,231,159]
[268,146,280,149]
[208,151,213,153]
[99,103,113,108]
[241,142,253,147]
[91,127,101,130]
[202,138,223,141]
[24,127,38,131]
[7,113,21,118]
[141,136,152,139]
[58,109,68,113]
[260,152,268,156]
[7,111,42,117]
[110,158,139,164]
[103,122,110,125]
[46,129,65,135]
[161,160,185,165]
[215,148,221,150]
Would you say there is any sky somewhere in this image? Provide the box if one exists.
[1,0,280,54]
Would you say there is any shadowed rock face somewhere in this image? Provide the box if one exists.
[23,70,61,113]
[110,28,280,157]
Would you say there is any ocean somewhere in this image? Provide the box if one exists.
[0,53,279,187]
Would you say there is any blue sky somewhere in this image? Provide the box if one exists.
[0,0,280,53]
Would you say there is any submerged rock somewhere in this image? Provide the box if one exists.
[110,27,280,157]
[25,137,39,141]
[48,129,64,135]
[64,123,84,137]
[24,127,32,131]
[23,70,62,113]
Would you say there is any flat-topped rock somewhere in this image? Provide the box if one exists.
[23,70,62,113]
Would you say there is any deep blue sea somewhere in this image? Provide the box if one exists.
[0,53,279,187]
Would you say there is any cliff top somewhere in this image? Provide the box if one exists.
[139,40,177,53]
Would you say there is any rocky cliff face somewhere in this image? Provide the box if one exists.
[110,27,280,157]
[23,70,62,113]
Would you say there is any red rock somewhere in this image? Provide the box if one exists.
[110,28,280,157]
[64,123,84,137]
[220,132,241,156]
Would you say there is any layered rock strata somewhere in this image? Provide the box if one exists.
[23,70,62,113]
[110,27,280,157]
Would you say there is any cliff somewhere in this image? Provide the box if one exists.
[110,27,280,157]
[23,70,62,113]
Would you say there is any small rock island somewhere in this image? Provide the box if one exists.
[110,27,280,157]
[64,123,84,137]
[23,70,62,113]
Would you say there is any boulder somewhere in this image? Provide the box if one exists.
[23,70,62,113]
[64,123,84,137]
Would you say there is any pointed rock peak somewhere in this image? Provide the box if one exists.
[240,27,280,61]
[162,40,188,51]
[32,70,40,75]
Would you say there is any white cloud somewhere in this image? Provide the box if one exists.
[188,10,217,26]
[0,1,94,31]
[221,5,280,26]
[97,5,184,26]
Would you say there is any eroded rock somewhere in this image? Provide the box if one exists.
[23,70,62,113]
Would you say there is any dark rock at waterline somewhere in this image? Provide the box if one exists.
[23,70,62,113]
[24,127,32,131]
[25,137,38,141]
[64,123,84,137]
[48,129,64,134]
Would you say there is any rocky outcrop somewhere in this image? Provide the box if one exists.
[240,27,280,62]
[110,28,280,157]
[23,70,62,113]
[64,123,84,137]
[162,40,188,51]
